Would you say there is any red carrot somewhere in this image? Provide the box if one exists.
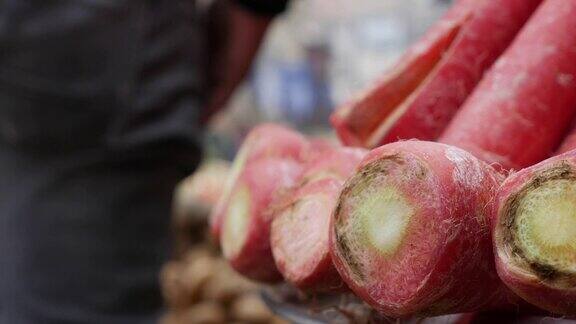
[300,147,367,183]
[440,0,576,170]
[493,149,576,316]
[271,178,346,292]
[330,141,522,317]
[220,157,302,283]
[331,0,541,148]
[209,123,309,241]
[270,148,366,292]
[308,137,336,157]
[328,1,576,313]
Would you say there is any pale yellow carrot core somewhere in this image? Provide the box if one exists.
[221,186,251,259]
[353,186,414,255]
[220,146,248,205]
[515,179,576,273]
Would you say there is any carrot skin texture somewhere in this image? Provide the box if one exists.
[209,123,308,241]
[307,138,336,156]
[440,0,576,170]
[300,147,367,182]
[330,141,517,317]
[330,0,470,146]
[369,0,542,148]
[493,150,576,316]
[220,157,302,283]
[270,148,366,292]
[271,178,347,292]
[331,0,542,148]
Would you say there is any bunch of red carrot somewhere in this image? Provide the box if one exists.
[210,0,576,319]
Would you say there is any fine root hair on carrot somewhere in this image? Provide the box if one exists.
[331,141,508,317]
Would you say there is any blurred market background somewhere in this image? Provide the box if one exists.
[209,0,449,155]
[164,0,450,323]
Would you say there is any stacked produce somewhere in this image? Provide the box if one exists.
[440,0,576,170]
[270,148,367,292]
[163,163,288,324]
[209,124,310,241]
[160,245,288,324]
[330,0,542,148]
[331,141,512,317]
[220,156,303,282]
[214,0,576,321]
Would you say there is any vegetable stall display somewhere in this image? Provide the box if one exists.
[330,141,510,317]
[330,0,541,148]
[212,0,576,321]
[220,157,303,283]
[270,148,367,292]
[209,124,310,241]
[440,0,576,170]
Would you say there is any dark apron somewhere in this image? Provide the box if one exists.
[0,1,203,323]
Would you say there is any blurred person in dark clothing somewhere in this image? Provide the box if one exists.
[0,1,286,323]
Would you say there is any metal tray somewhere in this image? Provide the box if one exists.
[261,285,575,324]
[261,285,466,324]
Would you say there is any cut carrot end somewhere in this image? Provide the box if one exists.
[221,186,251,259]
[332,154,431,294]
[516,179,576,272]
[353,186,413,256]
[499,166,576,285]
[276,194,331,277]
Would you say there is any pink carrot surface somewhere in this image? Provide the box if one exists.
[331,0,541,148]
[330,141,523,317]
[330,0,470,147]
[493,149,576,316]
[220,157,302,283]
[300,147,367,183]
[440,0,576,170]
[270,148,366,292]
[271,178,347,292]
[209,123,309,241]
[307,137,336,156]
